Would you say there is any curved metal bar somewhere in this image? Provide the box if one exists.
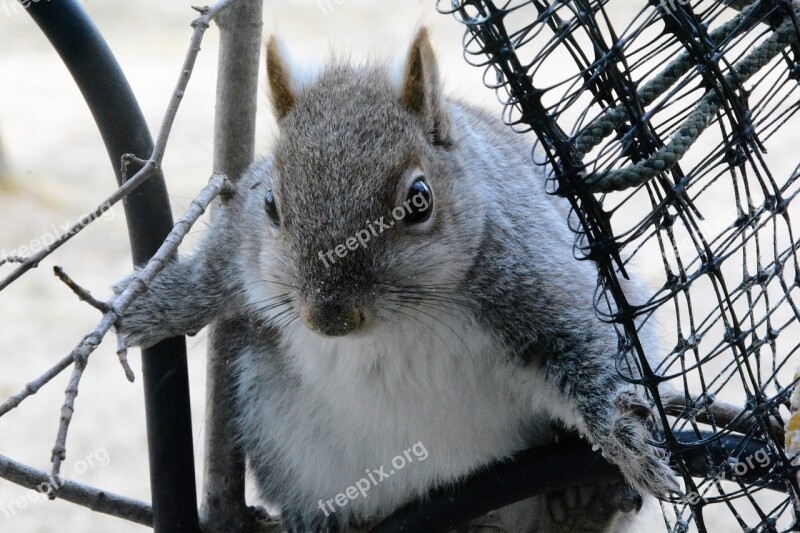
[24,2,198,531]
[370,430,785,532]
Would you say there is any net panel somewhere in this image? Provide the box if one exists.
[438,0,800,530]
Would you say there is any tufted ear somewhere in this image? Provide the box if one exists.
[266,36,297,121]
[398,27,451,146]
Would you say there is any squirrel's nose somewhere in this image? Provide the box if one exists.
[302,301,365,337]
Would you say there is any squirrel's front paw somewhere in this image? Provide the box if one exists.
[597,390,680,499]
[110,271,159,349]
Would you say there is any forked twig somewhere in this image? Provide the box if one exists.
[0,173,229,489]
[53,266,111,313]
[53,266,134,382]
[0,355,74,417]
[0,453,153,526]
[0,171,229,491]
[48,172,230,488]
[0,0,239,522]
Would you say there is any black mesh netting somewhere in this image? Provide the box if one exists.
[438,0,800,531]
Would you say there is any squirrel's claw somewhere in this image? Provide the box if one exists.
[596,390,682,500]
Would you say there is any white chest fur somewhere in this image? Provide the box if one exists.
[239,309,567,518]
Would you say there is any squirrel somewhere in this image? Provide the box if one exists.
[115,28,680,532]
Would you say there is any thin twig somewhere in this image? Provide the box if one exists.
[0,0,238,294]
[48,173,230,488]
[0,355,74,417]
[0,0,236,424]
[0,173,227,480]
[50,328,102,495]
[0,175,146,292]
[53,266,110,313]
[0,0,235,428]
[115,318,135,383]
[53,266,133,382]
[0,0,239,521]
[0,453,153,526]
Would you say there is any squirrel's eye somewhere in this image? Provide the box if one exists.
[404,178,433,225]
[264,190,280,226]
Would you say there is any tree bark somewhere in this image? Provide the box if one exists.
[201,1,270,532]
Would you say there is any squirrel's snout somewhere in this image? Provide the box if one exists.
[301,300,366,337]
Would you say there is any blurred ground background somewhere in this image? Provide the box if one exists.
[0,0,797,532]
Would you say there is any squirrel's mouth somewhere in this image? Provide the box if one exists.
[300,302,367,337]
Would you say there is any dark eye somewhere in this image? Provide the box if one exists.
[264,190,280,226]
[404,178,433,225]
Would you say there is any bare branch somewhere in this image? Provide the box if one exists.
[47,173,230,486]
[53,266,110,313]
[150,0,240,164]
[0,172,148,292]
[0,453,280,531]
[0,0,243,524]
[115,319,135,383]
[53,266,133,381]
[0,0,239,294]
[0,174,229,489]
[201,1,264,531]
[0,452,278,530]
[0,453,153,526]
[50,328,104,491]
[0,355,74,417]
[113,173,232,313]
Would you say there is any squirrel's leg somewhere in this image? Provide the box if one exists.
[113,255,225,349]
[546,353,680,499]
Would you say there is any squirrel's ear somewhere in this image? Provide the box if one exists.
[398,27,451,146]
[266,36,297,121]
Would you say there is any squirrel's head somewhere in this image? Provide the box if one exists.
[249,28,485,339]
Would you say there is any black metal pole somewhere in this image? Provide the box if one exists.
[370,430,782,532]
[370,435,623,532]
[24,1,199,531]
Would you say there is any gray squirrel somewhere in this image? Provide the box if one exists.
[115,28,680,532]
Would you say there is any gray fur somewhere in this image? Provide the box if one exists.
[115,29,677,532]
